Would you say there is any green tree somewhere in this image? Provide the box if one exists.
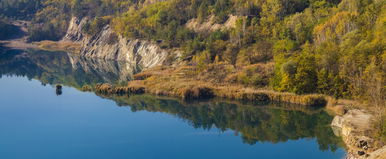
[293,43,318,94]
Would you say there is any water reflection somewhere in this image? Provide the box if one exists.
[102,94,343,152]
[0,47,137,89]
[0,48,344,153]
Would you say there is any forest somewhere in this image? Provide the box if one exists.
[0,0,384,136]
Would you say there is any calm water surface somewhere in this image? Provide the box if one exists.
[0,48,346,159]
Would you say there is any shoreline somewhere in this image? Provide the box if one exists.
[93,65,385,159]
[2,41,384,159]
[95,81,328,106]
[0,35,38,50]
[0,21,80,53]
[0,39,81,53]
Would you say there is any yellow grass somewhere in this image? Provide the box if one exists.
[95,83,145,95]
[34,40,81,53]
[94,63,350,107]
[124,64,329,106]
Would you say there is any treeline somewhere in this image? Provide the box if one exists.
[0,0,384,105]
[0,0,43,19]
[22,0,138,41]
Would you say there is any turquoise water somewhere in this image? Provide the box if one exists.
[0,48,346,159]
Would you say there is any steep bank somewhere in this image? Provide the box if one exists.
[62,17,180,69]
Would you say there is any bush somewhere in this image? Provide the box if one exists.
[281,60,297,75]
[82,16,112,36]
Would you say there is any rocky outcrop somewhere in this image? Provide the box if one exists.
[63,17,178,69]
[62,17,88,42]
[186,15,238,33]
[331,110,384,159]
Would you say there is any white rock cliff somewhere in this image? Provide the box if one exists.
[62,17,177,70]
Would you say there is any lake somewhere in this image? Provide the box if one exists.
[0,47,346,159]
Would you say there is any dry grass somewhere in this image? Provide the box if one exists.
[95,83,145,95]
[213,86,327,106]
[141,78,214,100]
[133,72,154,80]
[126,64,328,106]
[133,66,170,80]
[324,97,372,115]
[373,105,386,145]
[81,85,92,92]
[325,97,345,115]
[34,40,81,53]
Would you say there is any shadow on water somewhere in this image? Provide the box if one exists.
[0,21,25,40]
[0,48,345,152]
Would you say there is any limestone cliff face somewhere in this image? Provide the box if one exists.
[62,17,88,42]
[63,17,177,69]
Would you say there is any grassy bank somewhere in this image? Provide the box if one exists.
[33,40,81,53]
[93,64,329,107]
[97,81,327,106]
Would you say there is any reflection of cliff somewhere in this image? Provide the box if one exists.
[103,94,344,151]
[0,48,136,88]
[67,54,137,82]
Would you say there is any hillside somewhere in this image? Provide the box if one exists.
[1,0,383,100]
[0,0,385,155]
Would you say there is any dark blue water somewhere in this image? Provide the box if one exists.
[0,49,346,159]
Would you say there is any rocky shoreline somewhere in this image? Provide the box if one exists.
[332,110,386,159]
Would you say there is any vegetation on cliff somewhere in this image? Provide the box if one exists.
[0,0,43,20]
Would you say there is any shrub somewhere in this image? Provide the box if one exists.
[82,16,112,36]
[81,85,92,92]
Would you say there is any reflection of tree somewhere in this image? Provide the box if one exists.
[108,95,343,152]
[0,48,136,89]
